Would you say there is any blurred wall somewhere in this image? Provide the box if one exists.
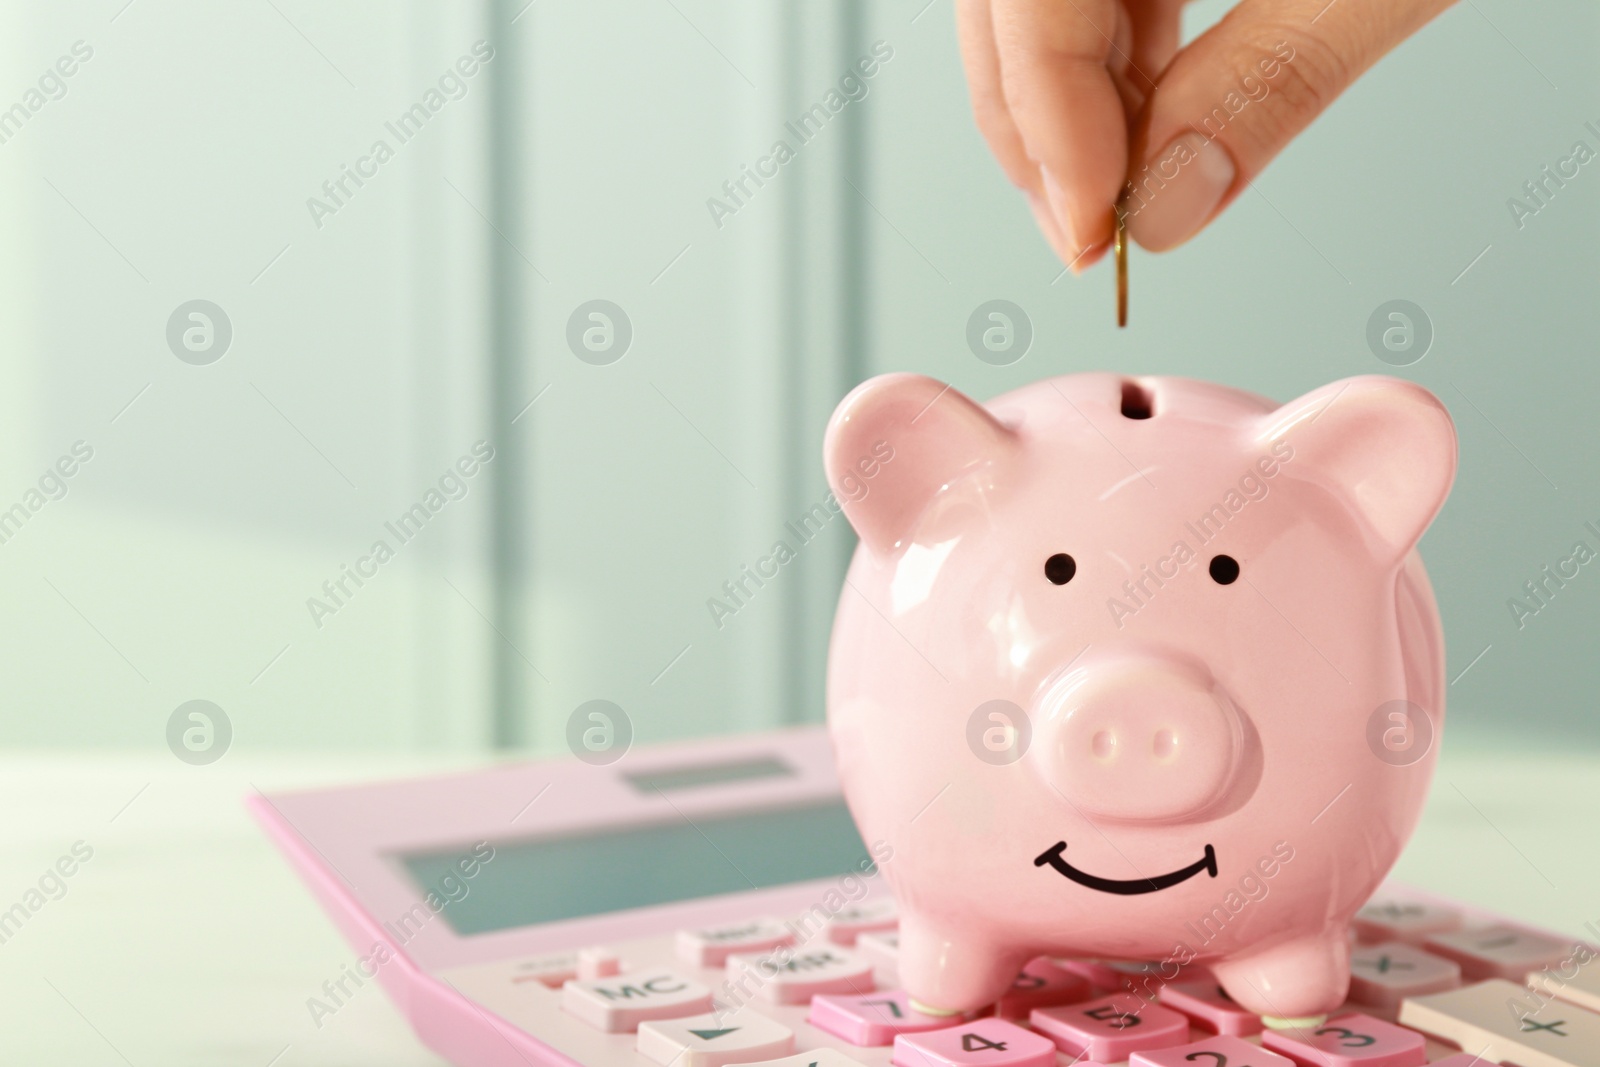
[0,2,498,749]
[0,0,1594,754]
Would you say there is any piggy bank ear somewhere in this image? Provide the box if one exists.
[1258,376,1456,557]
[825,373,1017,556]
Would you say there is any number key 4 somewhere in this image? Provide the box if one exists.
[891,1016,1056,1067]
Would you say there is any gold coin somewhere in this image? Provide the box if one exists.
[1114,198,1129,328]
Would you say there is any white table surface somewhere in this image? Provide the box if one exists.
[2,746,1595,1065]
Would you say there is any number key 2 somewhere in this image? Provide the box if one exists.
[1260,1012,1427,1067]
[891,1016,1055,1067]
[1131,1034,1295,1067]
[1030,993,1188,1062]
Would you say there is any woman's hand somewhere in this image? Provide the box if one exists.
[957,0,1455,268]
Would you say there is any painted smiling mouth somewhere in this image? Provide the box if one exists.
[1033,841,1218,896]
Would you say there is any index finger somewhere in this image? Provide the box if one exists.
[990,0,1133,255]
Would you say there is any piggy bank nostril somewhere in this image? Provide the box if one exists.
[1039,664,1244,824]
[1090,730,1115,760]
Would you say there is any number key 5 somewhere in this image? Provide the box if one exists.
[1031,993,1188,1061]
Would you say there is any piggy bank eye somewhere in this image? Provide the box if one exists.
[1209,554,1240,585]
[1044,553,1076,585]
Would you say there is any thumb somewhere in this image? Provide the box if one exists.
[1124,0,1454,251]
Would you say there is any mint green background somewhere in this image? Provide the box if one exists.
[0,0,1595,754]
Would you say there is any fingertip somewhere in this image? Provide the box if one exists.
[1070,240,1111,275]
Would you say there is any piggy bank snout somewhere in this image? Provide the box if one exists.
[1033,659,1244,824]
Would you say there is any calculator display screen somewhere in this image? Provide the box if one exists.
[400,799,872,934]
[623,756,795,793]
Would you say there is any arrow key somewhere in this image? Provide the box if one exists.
[637,1010,795,1067]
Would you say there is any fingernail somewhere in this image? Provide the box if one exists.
[1026,191,1076,266]
[1039,167,1082,256]
[1125,132,1236,252]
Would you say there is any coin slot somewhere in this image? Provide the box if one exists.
[1119,381,1154,420]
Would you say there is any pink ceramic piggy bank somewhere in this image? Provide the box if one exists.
[823,372,1455,1022]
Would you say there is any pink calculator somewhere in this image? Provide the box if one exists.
[251,727,1600,1067]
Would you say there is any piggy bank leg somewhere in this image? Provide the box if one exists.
[1209,928,1351,1025]
[897,914,1023,1016]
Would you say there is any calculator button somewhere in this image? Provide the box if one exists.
[1352,899,1462,945]
[727,946,875,1004]
[1399,978,1600,1067]
[1531,950,1600,1013]
[1424,924,1572,980]
[810,989,953,1045]
[994,958,1092,1018]
[677,917,795,967]
[1259,1012,1427,1067]
[824,900,898,945]
[562,969,713,1032]
[1132,1035,1295,1067]
[1029,993,1189,1061]
[1152,979,1260,1036]
[858,930,900,970]
[578,946,622,980]
[737,1050,871,1067]
[510,953,578,987]
[1346,941,1460,1010]
[891,1016,1056,1067]
[1157,979,1263,1037]
[636,1010,795,1067]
